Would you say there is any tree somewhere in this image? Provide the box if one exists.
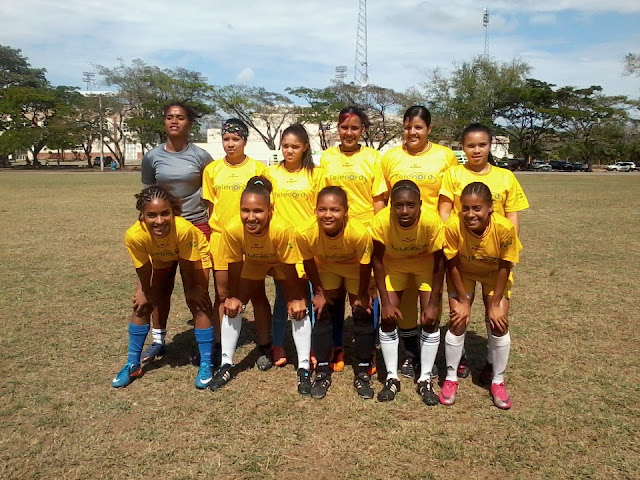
[0,45,47,90]
[623,53,640,77]
[286,86,341,150]
[209,85,296,150]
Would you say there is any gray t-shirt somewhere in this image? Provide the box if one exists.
[141,144,213,224]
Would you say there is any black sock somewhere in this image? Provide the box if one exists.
[399,327,419,361]
[313,307,333,375]
[352,306,374,375]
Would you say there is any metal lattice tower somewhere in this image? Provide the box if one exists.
[483,8,490,58]
[354,0,368,87]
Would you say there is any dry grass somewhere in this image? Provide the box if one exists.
[0,171,639,480]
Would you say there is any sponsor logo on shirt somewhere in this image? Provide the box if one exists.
[273,191,310,200]
[328,173,367,183]
[395,172,437,184]
[216,183,244,192]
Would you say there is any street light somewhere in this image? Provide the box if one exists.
[82,71,106,171]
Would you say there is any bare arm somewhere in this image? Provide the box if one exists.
[373,194,386,213]
[505,211,520,236]
[438,196,454,222]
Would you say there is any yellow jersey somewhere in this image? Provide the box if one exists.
[443,213,521,276]
[218,218,298,267]
[265,164,325,228]
[320,146,387,224]
[369,206,445,273]
[201,156,266,233]
[439,164,529,216]
[381,143,459,211]
[296,216,372,270]
[125,216,208,268]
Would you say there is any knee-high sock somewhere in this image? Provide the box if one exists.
[292,315,312,370]
[444,330,466,382]
[379,328,399,380]
[194,326,214,365]
[485,317,494,365]
[272,282,288,347]
[127,323,150,365]
[491,332,511,384]
[399,327,419,361]
[352,307,374,374]
[418,329,440,382]
[220,314,242,366]
[329,298,345,348]
[312,308,332,375]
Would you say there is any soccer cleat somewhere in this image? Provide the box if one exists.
[377,378,401,402]
[297,368,312,396]
[439,379,459,406]
[490,382,513,410]
[480,363,493,385]
[400,358,415,378]
[255,346,273,371]
[271,346,287,367]
[310,372,332,399]
[353,372,374,400]
[209,364,233,391]
[457,355,471,378]
[194,363,213,389]
[417,379,439,406]
[112,362,142,388]
[141,342,165,363]
[330,348,345,372]
[213,343,222,369]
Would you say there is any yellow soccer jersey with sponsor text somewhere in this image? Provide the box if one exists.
[218,218,298,267]
[125,216,208,268]
[296,216,372,271]
[369,206,445,273]
[443,213,521,276]
[202,156,266,233]
[439,164,529,216]
[265,164,325,228]
[320,146,387,225]
[381,143,458,211]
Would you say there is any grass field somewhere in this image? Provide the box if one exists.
[1,171,639,480]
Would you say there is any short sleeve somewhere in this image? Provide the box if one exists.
[368,213,386,244]
[439,168,455,201]
[296,228,315,261]
[499,222,520,265]
[275,224,298,264]
[443,218,460,260]
[141,152,155,186]
[201,163,216,203]
[429,217,446,253]
[371,152,388,198]
[219,224,244,264]
[356,231,373,265]
[177,226,203,263]
[255,161,267,176]
[504,173,530,212]
[447,149,460,168]
[125,230,151,269]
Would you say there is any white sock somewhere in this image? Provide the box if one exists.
[485,318,494,365]
[491,332,511,384]
[418,330,440,382]
[444,330,466,382]
[220,314,242,366]
[152,328,167,345]
[379,328,399,380]
[292,315,312,370]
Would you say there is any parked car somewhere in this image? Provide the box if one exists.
[93,156,115,167]
[550,160,575,171]
[507,158,530,171]
[495,159,510,168]
[532,161,552,171]
[605,162,636,172]
[573,162,591,172]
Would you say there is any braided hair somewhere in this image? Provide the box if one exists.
[461,182,493,206]
[390,180,421,202]
[135,185,182,216]
[242,176,273,204]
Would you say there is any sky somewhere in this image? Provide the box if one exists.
[3,1,639,99]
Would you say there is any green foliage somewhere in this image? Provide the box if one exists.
[0,45,48,90]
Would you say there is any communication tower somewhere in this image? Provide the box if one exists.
[354,0,368,87]
[483,8,490,58]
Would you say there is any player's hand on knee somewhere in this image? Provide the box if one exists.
[353,295,372,314]
[224,297,243,317]
[312,292,327,318]
[381,305,402,325]
[288,299,308,321]
[186,285,213,314]
[132,290,154,317]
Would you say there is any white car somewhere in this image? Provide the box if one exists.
[532,161,552,171]
[605,162,636,172]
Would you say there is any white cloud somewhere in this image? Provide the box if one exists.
[236,67,255,84]
[529,13,557,24]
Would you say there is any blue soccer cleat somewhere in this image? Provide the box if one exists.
[112,362,142,388]
[195,363,214,389]
[141,342,165,363]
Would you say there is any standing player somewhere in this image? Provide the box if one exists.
[370,181,445,404]
[265,124,324,369]
[139,102,213,363]
[380,106,458,379]
[439,182,521,409]
[297,186,375,399]
[210,177,313,395]
[320,106,387,371]
[112,186,215,389]
[438,123,529,377]
[201,118,266,366]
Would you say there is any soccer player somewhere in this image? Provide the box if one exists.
[139,102,213,364]
[265,124,324,369]
[112,186,214,389]
[297,186,375,399]
[370,180,446,405]
[438,123,529,377]
[210,177,313,395]
[439,182,521,409]
[319,106,387,371]
[201,118,266,366]
[380,106,458,380]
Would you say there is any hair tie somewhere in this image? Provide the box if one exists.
[254,180,264,186]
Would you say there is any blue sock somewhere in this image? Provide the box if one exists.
[195,326,214,365]
[127,323,150,365]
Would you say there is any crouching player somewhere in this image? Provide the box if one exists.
[210,176,312,395]
[297,186,376,399]
[370,180,445,405]
[440,182,521,409]
[112,185,214,389]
